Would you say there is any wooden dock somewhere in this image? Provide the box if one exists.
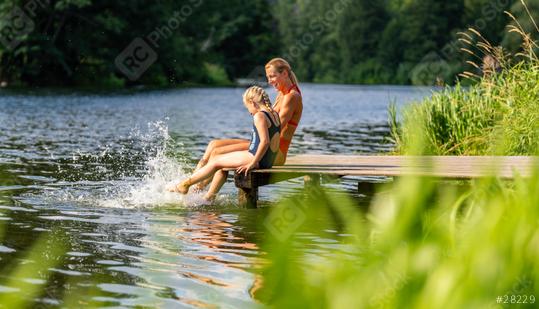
[232,155,538,208]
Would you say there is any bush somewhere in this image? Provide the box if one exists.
[391,12,539,155]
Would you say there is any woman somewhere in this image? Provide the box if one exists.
[194,58,303,190]
[172,86,280,201]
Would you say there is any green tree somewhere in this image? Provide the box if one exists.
[463,0,513,43]
[272,0,314,81]
[201,0,279,80]
[377,0,465,84]
[336,0,389,83]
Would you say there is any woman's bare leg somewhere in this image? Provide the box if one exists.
[176,151,254,194]
[273,150,287,166]
[203,170,228,201]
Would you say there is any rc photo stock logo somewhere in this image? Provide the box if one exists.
[115,38,158,81]
[264,201,306,242]
[115,0,203,81]
[0,6,35,50]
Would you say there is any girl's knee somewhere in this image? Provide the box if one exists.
[210,146,227,158]
[207,140,218,151]
[208,161,222,170]
[210,148,220,158]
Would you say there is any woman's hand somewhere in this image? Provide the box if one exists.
[236,161,258,176]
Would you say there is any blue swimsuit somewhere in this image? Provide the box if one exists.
[248,111,281,169]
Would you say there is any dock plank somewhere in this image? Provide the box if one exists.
[255,155,536,178]
[232,155,538,207]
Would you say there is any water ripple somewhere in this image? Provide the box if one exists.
[0,85,436,307]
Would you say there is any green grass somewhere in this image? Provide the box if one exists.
[258,170,539,308]
[391,62,539,155]
[390,9,539,155]
[0,230,67,307]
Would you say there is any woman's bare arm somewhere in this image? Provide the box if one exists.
[278,93,300,125]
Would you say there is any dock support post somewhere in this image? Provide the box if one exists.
[357,182,376,195]
[304,174,320,191]
[234,172,261,208]
[238,187,258,208]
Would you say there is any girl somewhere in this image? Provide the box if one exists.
[172,86,280,201]
[193,58,302,190]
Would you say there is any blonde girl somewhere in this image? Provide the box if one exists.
[172,86,281,201]
[194,58,302,190]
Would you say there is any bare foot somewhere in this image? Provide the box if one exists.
[193,178,211,192]
[203,193,216,203]
[171,179,191,194]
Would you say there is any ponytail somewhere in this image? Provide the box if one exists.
[288,69,299,86]
[265,58,300,87]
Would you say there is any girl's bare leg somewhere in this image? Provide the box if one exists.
[196,139,248,171]
[194,140,249,191]
[176,151,253,194]
[203,170,228,201]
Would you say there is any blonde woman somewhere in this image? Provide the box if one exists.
[172,86,281,201]
[194,58,303,190]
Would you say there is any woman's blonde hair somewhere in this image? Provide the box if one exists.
[243,86,272,111]
[265,58,299,86]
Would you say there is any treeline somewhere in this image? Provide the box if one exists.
[0,0,278,87]
[0,0,536,87]
[276,0,538,85]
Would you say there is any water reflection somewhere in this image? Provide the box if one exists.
[0,84,438,306]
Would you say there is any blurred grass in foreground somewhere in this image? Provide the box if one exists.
[0,227,103,307]
[257,164,539,308]
[0,230,66,307]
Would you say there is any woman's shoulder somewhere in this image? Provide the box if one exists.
[282,90,301,104]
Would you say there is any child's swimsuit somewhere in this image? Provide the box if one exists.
[248,111,281,169]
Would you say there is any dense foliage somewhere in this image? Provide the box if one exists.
[390,2,539,155]
[0,0,536,87]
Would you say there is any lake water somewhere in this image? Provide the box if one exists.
[0,84,436,307]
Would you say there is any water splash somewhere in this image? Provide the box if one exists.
[99,120,215,208]
[41,120,214,208]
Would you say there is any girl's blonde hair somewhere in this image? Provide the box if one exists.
[265,58,299,86]
[243,86,272,111]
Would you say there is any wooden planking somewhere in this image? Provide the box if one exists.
[251,155,538,179]
[280,155,535,167]
[233,155,538,207]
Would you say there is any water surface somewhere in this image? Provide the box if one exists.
[0,84,436,307]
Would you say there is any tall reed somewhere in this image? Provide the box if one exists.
[391,1,539,155]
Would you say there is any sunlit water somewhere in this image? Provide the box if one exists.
[0,84,437,307]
